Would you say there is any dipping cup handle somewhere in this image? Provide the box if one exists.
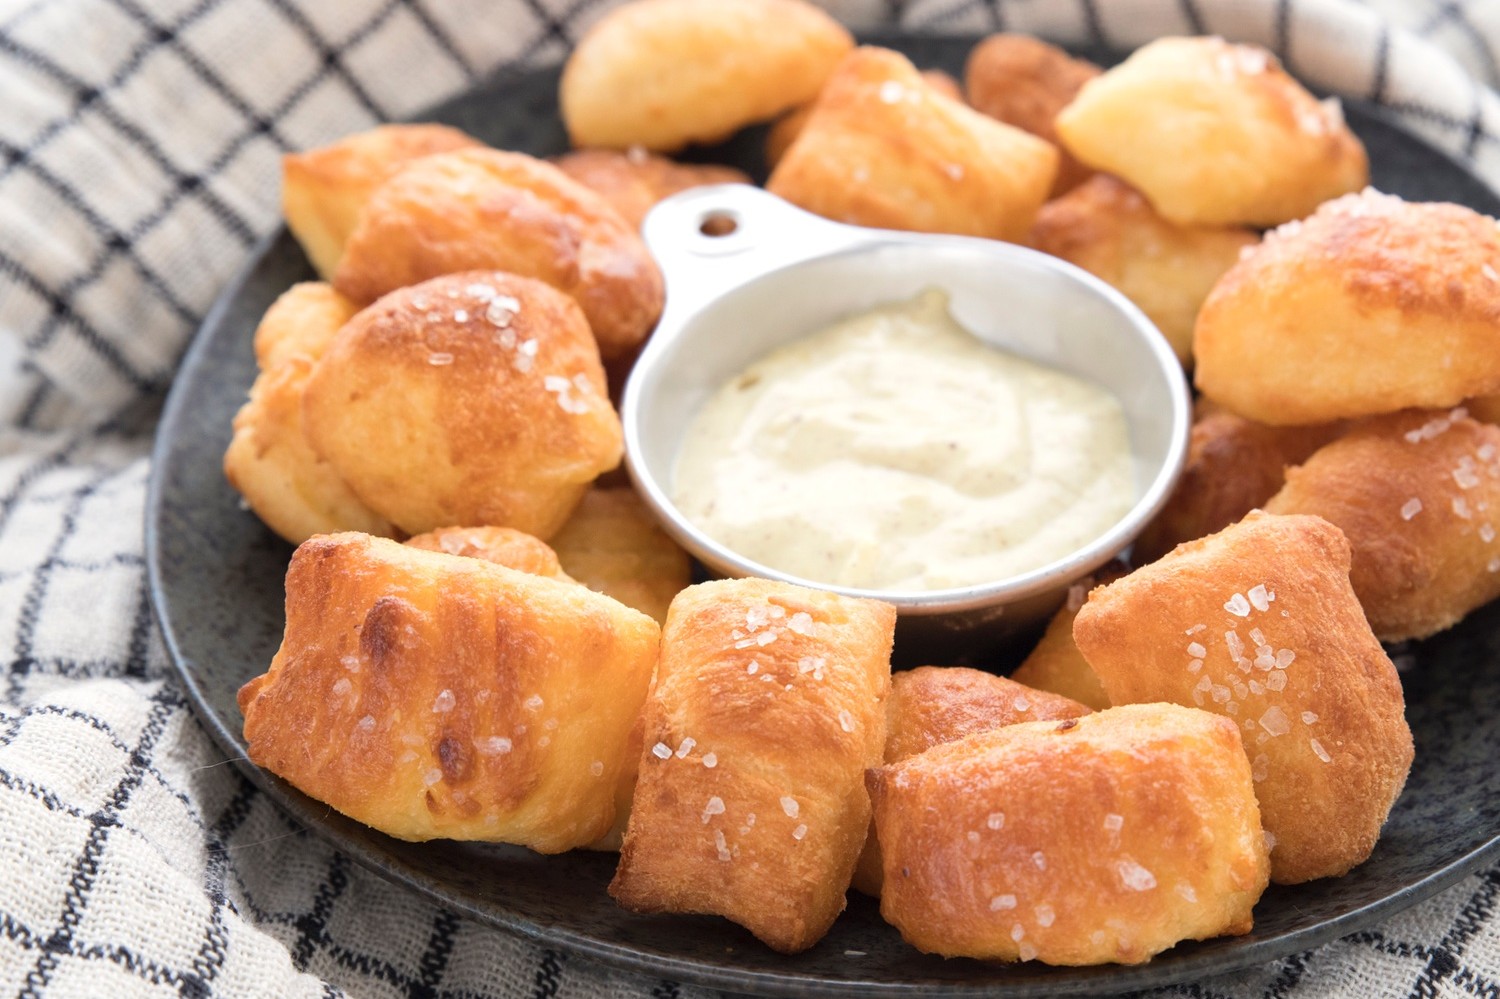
[640,185,867,333]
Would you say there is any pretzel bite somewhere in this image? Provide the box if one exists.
[301,272,622,539]
[1009,565,1127,710]
[609,578,895,954]
[405,526,571,580]
[282,124,483,280]
[547,487,690,624]
[965,34,1099,196]
[767,47,1057,243]
[552,148,750,229]
[1133,402,1344,565]
[334,148,664,360]
[1030,176,1258,363]
[1073,511,1413,883]
[1195,191,1500,424]
[869,703,1268,964]
[1055,37,1367,226]
[853,667,1089,896]
[560,0,852,152]
[223,283,394,544]
[765,69,962,170]
[238,533,660,850]
[1265,409,1500,641]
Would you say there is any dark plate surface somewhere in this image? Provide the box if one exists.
[146,33,1500,998]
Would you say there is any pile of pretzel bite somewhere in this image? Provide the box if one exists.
[225,0,1500,966]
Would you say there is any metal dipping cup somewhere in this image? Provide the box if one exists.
[622,185,1191,660]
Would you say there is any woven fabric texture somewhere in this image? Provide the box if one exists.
[1,1,1498,996]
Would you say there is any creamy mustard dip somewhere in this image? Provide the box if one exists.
[671,289,1134,591]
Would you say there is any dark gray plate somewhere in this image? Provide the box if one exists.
[146,34,1500,998]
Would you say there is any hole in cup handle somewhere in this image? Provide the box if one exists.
[640,184,866,322]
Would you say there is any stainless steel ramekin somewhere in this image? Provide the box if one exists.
[622,185,1191,659]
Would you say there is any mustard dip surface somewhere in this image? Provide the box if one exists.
[672,289,1134,591]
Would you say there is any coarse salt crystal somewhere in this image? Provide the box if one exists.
[1484,263,1499,283]
[1224,593,1252,617]
[423,769,443,787]
[356,715,376,733]
[1013,695,1030,712]
[1252,754,1270,782]
[1035,904,1055,928]
[1188,659,1203,673]
[702,796,725,822]
[1177,883,1199,903]
[589,761,604,776]
[1032,851,1047,870]
[1301,711,1319,724]
[651,742,672,759]
[715,830,731,861]
[990,894,1016,911]
[987,812,1005,830]
[431,689,455,713]
[1482,524,1497,543]
[1401,497,1424,520]
[1490,556,1500,573]
[747,661,759,675]
[427,352,454,366]
[1249,628,1266,646]
[1264,830,1279,851]
[1310,738,1332,763]
[1018,942,1038,961]
[1103,813,1124,832]
[1249,680,1265,696]
[1248,585,1272,611]
[1186,642,1207,659]
[1260,706,1291,736]
[878,81,905,103]
[788,612,814,635]
[524,694,544,711]
[453,309,468,323]
[332,678,352,697]
[702,753,718,768]
[792,823,808,841]
[1455,497,1474,519]
[1226,630,1245,661]
[1276,648,1296,669]
[838,710,855,733]
[1211,684,1231,704]
[1265,670,1287,692]
[676,738,696,758]
[781,796,799,818]
[1456,467,1482,490]
[756,631,777,647]
[1116,858,1157,891]
[967,830,980,844]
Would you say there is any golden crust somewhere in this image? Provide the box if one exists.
[1009,565,1128,710]
[609,578,896,954]
[547,487,691,625]
[765,69,962,170]
[1030,175,1258,363]
[301,272,622,539]
[1194,191,1500,424]
[852,667,1089,896]
[965,34,1099,196]
[1469,393,1500,425]
[333,148,664,360]
[237,533,660,851]
[869,703,1268,964]
[767,47,1058,243]
[1133,401,1344,565]
[404,526,571,581]
[1055,37,1367,226]
[552,149,750,230]
[559,0,853,152]
[282,124,482,280]
[1073,511,1413,884]
[1265,410,1500,641]
[223,283,394,545]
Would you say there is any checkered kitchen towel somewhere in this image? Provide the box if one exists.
[2,0,1499,996]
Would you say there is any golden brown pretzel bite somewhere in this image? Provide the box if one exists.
[223,282,394,544]
[869,703,1268,964]
[301,272,622,539]
[767,47,1057,243]
[1195,191,1500,424]
[852,667,1089,897]
[560,0,853,152]
[238,533,660,851]
[1265,409,1500,641]
[765,69,963,170]
[1074,511,1413,884]
[965,34,1099,196]
[282,124,483,280]
[1030,175,1258,364]
[609,578,895,954]
[334,148,664,360]
[1055,37,1367,226]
